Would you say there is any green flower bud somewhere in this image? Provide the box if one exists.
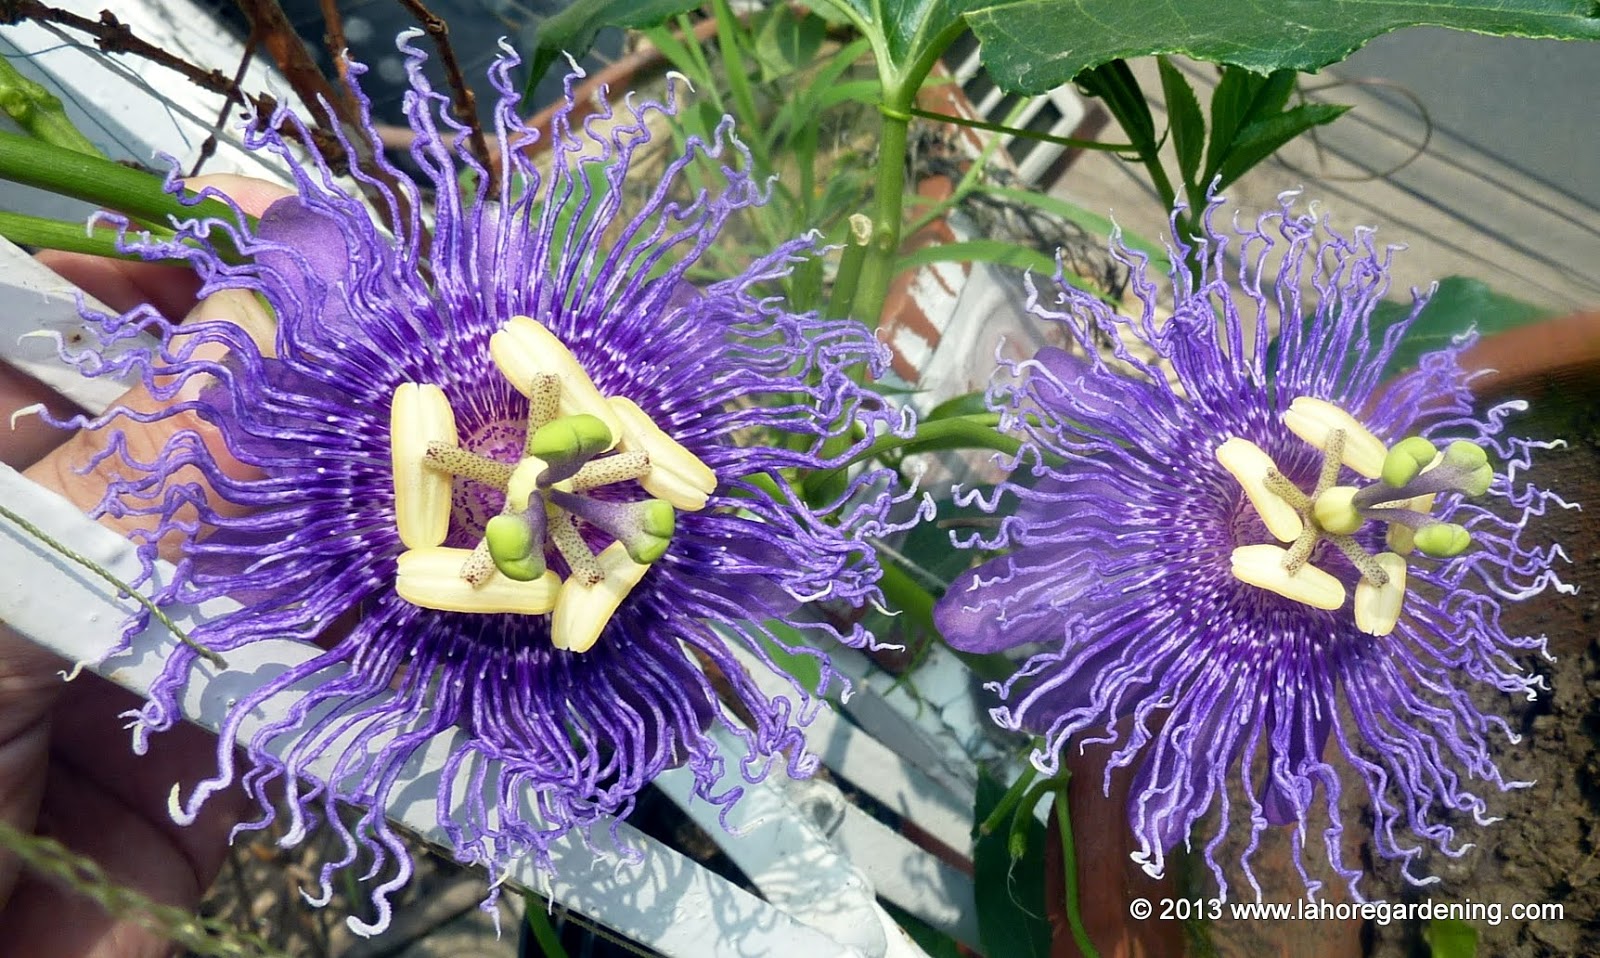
[486,513,546,581]
[1414,522,1472,559]
[527,413,613,464]
[1381,436,1437,487]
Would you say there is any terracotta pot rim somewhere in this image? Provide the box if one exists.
[1462,310,1600,399]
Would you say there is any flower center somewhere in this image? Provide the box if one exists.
[1217,396,1492,636]
[386,316,718,653]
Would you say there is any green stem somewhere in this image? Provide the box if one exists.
[523,891,572,958]
[0,211,182,260]
[0,501,227,669]
[824,214,873,320]
[848,93,911,329]
[0,130,252,254]
[1007,779,1056,859]
[805,413,1020,493]
[1052,784,1100,958]
[847,20,965,329]
[977,763,1038,836]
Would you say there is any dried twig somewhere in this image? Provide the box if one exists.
[316,0,350,86]
[0,1,238,98]
[234,0,359,131]
[0,0,354,174]
[189,28,259,177]
[235,0,417,234]
[396,0,500,194]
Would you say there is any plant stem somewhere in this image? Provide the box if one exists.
[906,106,1135,153]
[977,763,1038,836]
[1053,784,1100,958]
[0,211,179,260]
[846,20,965,328]
[0,501,226,668]
[0,55,103,157]
[825,214,873,320]
[848,88,912,328]
[0,130,252,241]
[805,413,1019,493]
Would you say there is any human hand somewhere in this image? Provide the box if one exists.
[0,175,289,957]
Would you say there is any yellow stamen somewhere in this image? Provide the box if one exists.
[609,396,717,511]
[1283,397,1386,479]
[390,383,458,549]
[396,547,559,614]
[1215,437,1304,542]
[1354,552,1408,636]
[489,316,622,449]
[1230,544,1346,610]
[550,542,651,653]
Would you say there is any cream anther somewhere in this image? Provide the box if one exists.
[1283,397,1386,479]
[396,547,559,614]
[1216,437,1304,541]
[1230,544,1346,610]
[490,316,623,448]
[390,383,458,549]
[1354,552,1408,636]
[551,543,652,653]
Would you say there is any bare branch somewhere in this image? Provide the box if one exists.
[396,0,500,195]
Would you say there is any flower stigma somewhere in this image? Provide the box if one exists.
[388,317,718,652]
[1219,396,1492,636]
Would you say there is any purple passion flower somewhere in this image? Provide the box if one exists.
[58,37,905,932]
[934,194,1571,900]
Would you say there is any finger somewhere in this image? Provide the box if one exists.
[22,290,277,559]
[16,175,292,556]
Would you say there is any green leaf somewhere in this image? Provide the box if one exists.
[1075,60,1156,150]
[755,622,830,698]
[1424,917,1479,958]
[927,390,990,421]
[1157,57,1205,187]
[1214,102,1350,188]
[973,767,1052,958]
[1378,276,1555,376]
[824,0,978,77]
[965,0,1600,95]
[1203,67,1297,183]
[752,7,828,79]
[522,0,703,96]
